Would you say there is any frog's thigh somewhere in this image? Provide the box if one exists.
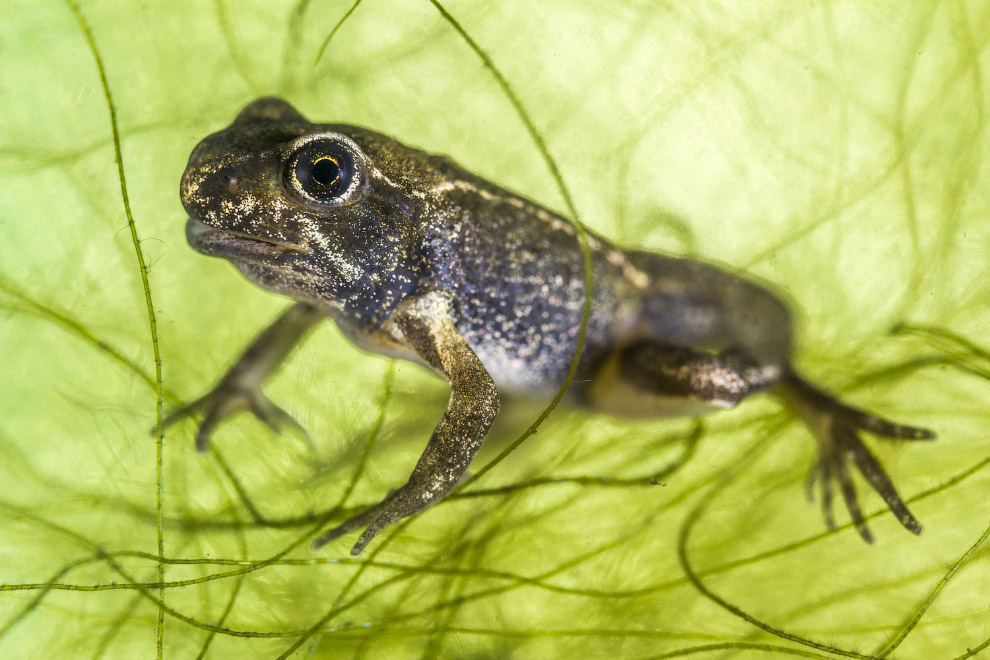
[586,342,775,419]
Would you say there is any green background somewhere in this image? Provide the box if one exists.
[1,0,989,658]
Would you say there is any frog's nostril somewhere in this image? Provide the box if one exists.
[219,172,239,191]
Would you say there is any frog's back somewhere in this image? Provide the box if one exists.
[417,159,792,397]
[416,167,634,395]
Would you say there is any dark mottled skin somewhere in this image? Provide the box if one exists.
[169,98,935,555]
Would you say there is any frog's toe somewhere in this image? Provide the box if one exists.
[348,512,399,556]
[838,421,924,536]
[248,395,313,450]
[193,403,229,452]
[841,409,935,441]
[809,416,921,541]
[311,504,384,555]
[830,424,875,543]
[153,396,203,437]
[809,456,837,532]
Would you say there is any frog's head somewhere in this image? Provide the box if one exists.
[181,97,431,323]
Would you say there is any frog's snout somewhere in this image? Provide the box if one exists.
[180,152,244,224]
[180,162,212,219]
[179,165,200,214]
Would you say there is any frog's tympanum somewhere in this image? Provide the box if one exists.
[170,98,935,555]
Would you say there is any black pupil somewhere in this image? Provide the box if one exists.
[289,143,355,203]
[311,158,340,187]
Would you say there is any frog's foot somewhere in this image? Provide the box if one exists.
[782,372,935,543]
[156,384,309,452]
[312,452,483,556]
[154,304,324,451]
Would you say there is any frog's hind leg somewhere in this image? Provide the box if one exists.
[779,371,935,543]
[585,341,780,419]
[587,341,935,542]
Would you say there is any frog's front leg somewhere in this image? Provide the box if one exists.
[159,302,325,451]
[313,291,499,556]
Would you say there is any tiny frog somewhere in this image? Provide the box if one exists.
[169,98,934,555]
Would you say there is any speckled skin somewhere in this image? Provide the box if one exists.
[170,98,935,555]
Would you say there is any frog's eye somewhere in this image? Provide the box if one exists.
[284,137,362,205]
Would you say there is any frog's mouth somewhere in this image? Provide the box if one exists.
[185,217,310,264]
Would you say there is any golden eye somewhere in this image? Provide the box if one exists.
[286,140,356,204]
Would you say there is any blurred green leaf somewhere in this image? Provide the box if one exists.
[1,1,989,658]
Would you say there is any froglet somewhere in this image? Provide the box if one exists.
[168,97,935,556]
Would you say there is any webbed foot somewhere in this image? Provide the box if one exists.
[783,372,934,542]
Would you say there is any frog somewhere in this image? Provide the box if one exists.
[167,97,935,556]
